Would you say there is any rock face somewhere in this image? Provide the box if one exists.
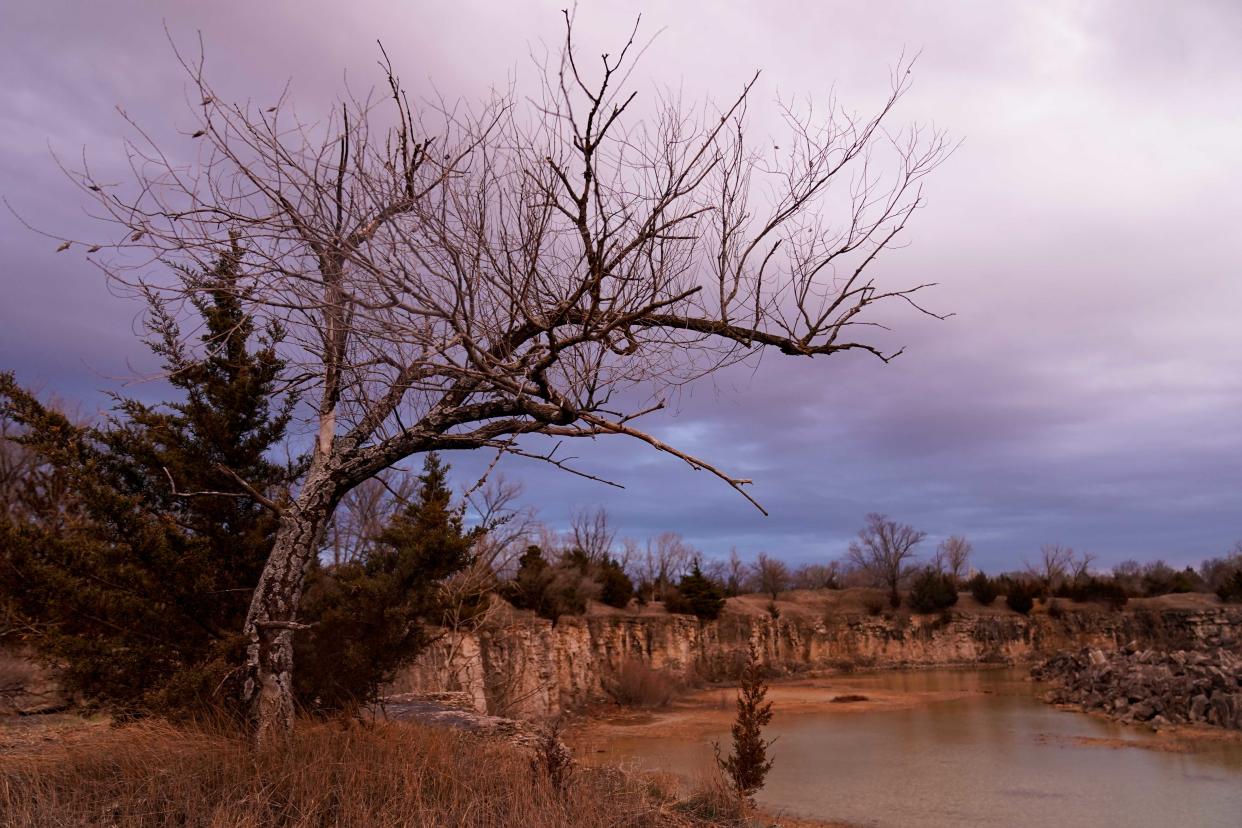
[392,604,1242,718]
[1032,645,1242,730]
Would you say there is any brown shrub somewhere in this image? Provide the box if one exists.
[0,717,727,827]
[605,659,680,709]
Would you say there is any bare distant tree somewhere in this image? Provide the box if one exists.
[440,475,532,633]
[52,15,948,742]
[637,531,696,602]
[791,561,842,590]
[847,513,926,608]
[1027,544,1075,591]
[568,507,616,565]
[324,471,418,565]
[933,535,971,587]
[752,553,790,601]
[726,548,748,597]
[1067,549,1096,584]
[1112,559,1143,594]
[618,537,643,576]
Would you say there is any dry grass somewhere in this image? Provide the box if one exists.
[604,659,681,709]
[0,717,744,827]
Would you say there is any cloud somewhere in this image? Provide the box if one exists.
[2,1,1240,573]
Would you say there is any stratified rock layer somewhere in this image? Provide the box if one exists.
[393,600,1242,718]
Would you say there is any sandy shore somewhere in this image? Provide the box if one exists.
[567,672,981,746]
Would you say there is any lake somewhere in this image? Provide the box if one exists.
[577,668,1242,827]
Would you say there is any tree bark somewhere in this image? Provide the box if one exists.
[242,463,337,748]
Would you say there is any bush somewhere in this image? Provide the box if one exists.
[1059,576,1129,610]
[505,546,597,622]
[715,645,773,803]
[1005,580,1037,615]
[294,453,474,713]
[1217,569,1242,603]
[604,659,679,708]
[908,569,959,614]
[861,592,886,616]
[664,563,726,620]
[596,557,634,609]
[968,572,999,606]
[0,255,295,717]
[1141,562,1205,596]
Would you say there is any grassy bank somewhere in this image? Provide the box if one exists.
[0,717,746,827]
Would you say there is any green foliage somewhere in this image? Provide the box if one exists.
[1057,576,1129,609]
[295,453,474,713]
[596,556,634,609]
[0,248,295,715]
[504,545,594,622]
[507,545,556,617]
[967,572,999,606]
[1142,564,1205,597]
[1216,569,1242,603]
[908,568,959,614]
[1004,580,1038,615]
[665,563,726,620]
[714,645,773,803]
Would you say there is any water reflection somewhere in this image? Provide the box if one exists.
[591,669,1242,828]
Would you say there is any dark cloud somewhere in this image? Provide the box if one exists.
[2,1,1240,574]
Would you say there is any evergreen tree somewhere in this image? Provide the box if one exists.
[666,562,726,620]
[508,545,556,618]
[0,245,295,714]
[294,452,475,712]
[596,556,634,609]
[715,644,774,803]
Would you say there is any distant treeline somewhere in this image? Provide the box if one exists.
[2,269,1239,723]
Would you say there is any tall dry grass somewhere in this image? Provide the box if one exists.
[603,659,681,709]
[0,717,742,827]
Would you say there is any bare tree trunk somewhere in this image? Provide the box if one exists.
[242,464,337,747]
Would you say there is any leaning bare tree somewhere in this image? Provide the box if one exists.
[51,16,948,743]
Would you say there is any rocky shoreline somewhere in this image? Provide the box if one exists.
[1032,644,1242,730]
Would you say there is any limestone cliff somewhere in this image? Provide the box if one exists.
[391,596,1242,718]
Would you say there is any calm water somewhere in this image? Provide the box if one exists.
[590,669,1242,828]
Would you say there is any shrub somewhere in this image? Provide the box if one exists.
[968,572,999,606]
[908,569,959,614]
[664,563,726,620]
[0,254,295,717]
[505,545,597,622]
[294,453,473,713]
[604,659,678,708]
[596,556,634,609]
[715,645,773,803]
[1060,576,1129,609]
[1217,569,1242,603]
[1005,581,1037,615]
[1141,562,1205,596]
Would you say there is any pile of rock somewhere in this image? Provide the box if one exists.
[1032,644,1242,730]
[377,691,572,762]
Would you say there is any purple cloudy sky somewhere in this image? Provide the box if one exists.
[3,1,1240,572]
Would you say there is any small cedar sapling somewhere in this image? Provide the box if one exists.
[715,644,775,804]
